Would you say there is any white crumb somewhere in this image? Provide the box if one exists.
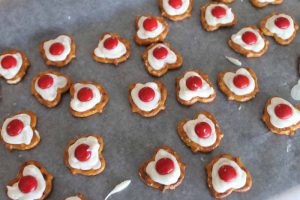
[291,80,300,101]
[287,141,292,153]
[225,56,242,66]
[238,105,242,111]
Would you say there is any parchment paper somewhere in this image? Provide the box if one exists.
[0,0,299,199]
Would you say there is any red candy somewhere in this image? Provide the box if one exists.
[186,76,202,91]
[49,42,65,55]
[195,122,212,138]
[77,87,94,102]
[38,74,54,89]
[233,74,250,89]
[153,46,168,60]
[275,17,290,29]
[242,31,257,45]
[274,104,293,120]
[6,119,24,136]
[218,165,237,182]
[143,18,158,32]
[168,0,182,9]
[138,87,155,102]
[155,158,175,175]
[75,144,92,162]
[1,55,17,69]
[18,175,38,194]
[211,6,227,19]
[103,37,119,50]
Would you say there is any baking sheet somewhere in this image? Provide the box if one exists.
[0,0,300,199]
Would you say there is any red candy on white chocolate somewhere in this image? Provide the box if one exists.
[103,37,119,50]
[130,82,164,114]
[77,87,94,102]
[143,18,159,31]
[6,162,52,200]
[186,76,203,91]
[222,68,257,98]
[6,119,24,137]
[144,42,180,76]
[42,35,73,64]
[75,144,92,162]
[138,87,156,102]
[195,122,212,139]
[274,104,293,120]
[218,165,237,182]
[1,55,17,69]
[275,17,290,29]
[230,26,267,57]
[70,81,109,116]
[153,46,168,60]
[0,50,28,84]
[155,158,175,175]
[233,74,250,89]
[211,6,227,19]
[37,74,54,89]
[144,147,183,186]
[136,16,168,45]
[18,175,38,194]
[264,97,300,135]
[49,42,65,56]
[1,112,39,149]
[207,155,251,197]
[32,70,71,108]
[242,31,258,45]
[169,0,182,9]
[93,33,129,64]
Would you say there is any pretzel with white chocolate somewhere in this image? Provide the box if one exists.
[0,111,40,151]
[0,50,30,84]
[39,34,76,67]
[139,146,186,192]
[92,32,131,65]
[134,16,169,46]
[159,0,193,21]
[260,12,299,45]
[64,134,106,176]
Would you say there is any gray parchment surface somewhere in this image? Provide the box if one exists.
[0,0,300,199]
